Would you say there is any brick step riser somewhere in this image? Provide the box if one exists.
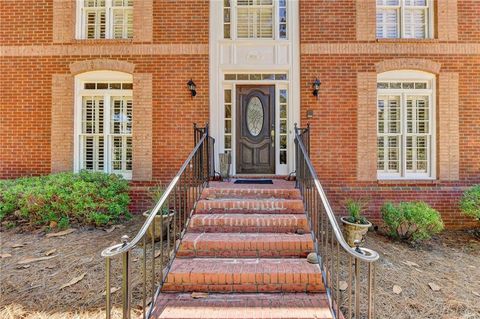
[194,209,305,215]
[195,200,305,214]
[188,225,308,233]
[176,250,310,258]
[162,283,325,293]
[201,189,302,200]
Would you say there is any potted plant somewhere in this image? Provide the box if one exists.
[143,185,175,241]
[340,199,372,248]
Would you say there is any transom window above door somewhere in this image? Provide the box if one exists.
[376,0,433,39]
[223,0,287,40]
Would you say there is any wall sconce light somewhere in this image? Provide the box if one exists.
[187,79,197,97]
[312,78,321,98]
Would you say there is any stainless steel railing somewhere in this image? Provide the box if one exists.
[294,124,379,319]
[101,123,214,319]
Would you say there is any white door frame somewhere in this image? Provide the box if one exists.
[209,0,301,176]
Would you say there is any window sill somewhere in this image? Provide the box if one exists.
[376,178,438,185]
[74,39,134,44]
[375,38,439,43]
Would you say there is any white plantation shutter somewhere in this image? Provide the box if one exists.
[403,4,427,38]
[111,0,133,39]
[110,97,133,174]
[376,0,430,39]
[81,0,132,39]
[81,97,105,170]
[376,9,399,38]
[236,0,273,39]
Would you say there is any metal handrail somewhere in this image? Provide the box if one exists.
[101,123,213,319]
[294,127,379,263]
[294,124,379,319]
[101,133,207,259]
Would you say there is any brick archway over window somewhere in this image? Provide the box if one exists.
[375,59,441,75]
[69,59,135,75]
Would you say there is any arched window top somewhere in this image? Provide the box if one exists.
[378,70,435,81]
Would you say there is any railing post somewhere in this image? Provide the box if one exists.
[121,235,131,319]
[105,257,111,319]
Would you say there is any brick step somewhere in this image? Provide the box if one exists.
[195,198,305,214]
[188,214,309,233]
[152,293,333,319]
[161,258,324,293]
[201,187,301,200]
[177,233,314,258]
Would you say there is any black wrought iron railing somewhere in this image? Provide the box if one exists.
[294,124,379,319]
[101,123,214,319]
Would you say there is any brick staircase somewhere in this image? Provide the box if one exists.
[151,180,332,319]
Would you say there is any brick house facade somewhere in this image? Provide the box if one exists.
[0,0,478,229]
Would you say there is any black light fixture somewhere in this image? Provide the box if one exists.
[312,78,321,99]
[187,79,197,97]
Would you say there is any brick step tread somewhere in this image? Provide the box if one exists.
[188,214,309,233]
[177,233,314,257]
[195,198,305,214]
[152,293,333,319]
[162,258,324,293]
[201,187,301,200]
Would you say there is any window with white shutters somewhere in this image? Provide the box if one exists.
[376,0,431,39]
[224,0,286,40]
[377,73,434,179]
[79,0,133,39]
[78,80,133,178]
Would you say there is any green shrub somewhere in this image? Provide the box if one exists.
[381,201,444,243]
[0,171,131,228]
[460,185,480,221]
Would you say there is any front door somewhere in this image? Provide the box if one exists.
[236,85,275,174]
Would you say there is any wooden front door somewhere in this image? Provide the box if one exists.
[236,85,275,174]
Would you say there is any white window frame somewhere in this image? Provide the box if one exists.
[74,71,134,179]
[377,70,436,180]
[224,0,288,40]
[76,0,133,40]
[376,0,434,39]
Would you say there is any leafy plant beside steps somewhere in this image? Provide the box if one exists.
[0,171,130,229]
[460,184,480,221]
[381,201,444,243]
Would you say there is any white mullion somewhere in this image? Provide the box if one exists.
[400,93,406,177]
[104,94,111,174]
[105,0,112,39]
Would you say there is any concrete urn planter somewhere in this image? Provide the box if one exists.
[143,210,175,242]
[340,217,372,248]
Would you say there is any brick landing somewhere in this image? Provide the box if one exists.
[154,180,331,319]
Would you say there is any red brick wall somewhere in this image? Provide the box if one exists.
[299,0,480,229]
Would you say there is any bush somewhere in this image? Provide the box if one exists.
[460,185,480,221]
[0,171,131,228]
[381,201,444,243]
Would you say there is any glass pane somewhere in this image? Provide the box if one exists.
[280,90,287,103]
[225,135,231,149]
[246,97,264,136]
[280,104,287,118]
[280,135,287,149]
[225,74,236,80]
[280,120,287,134]
[224,90,231,103]
[109,83,122,90]
[275,74,287,80]
[225,120,231,134]
[238,74,249,80]
[280,151,287,164]
[225,104,232,118]
[122,83,133,90]
[85,83,96,89]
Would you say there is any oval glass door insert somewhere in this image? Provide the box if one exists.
[246,96,264,136]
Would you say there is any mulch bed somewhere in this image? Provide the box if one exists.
[0,218,479,319]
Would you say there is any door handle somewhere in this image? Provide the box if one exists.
[271,129,275,147]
